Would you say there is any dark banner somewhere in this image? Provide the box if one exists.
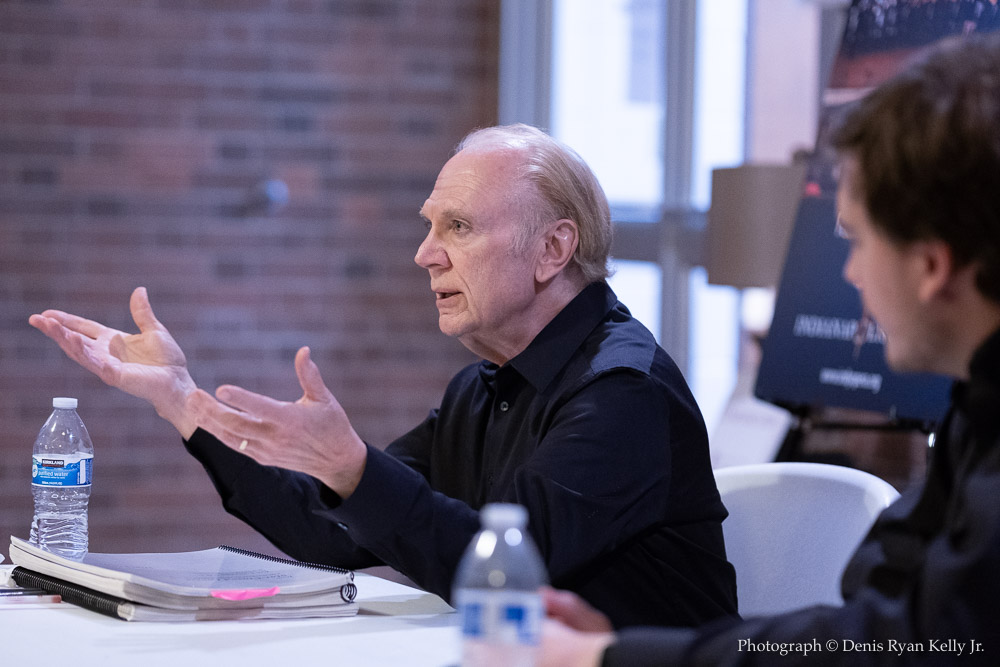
[755,197,951,424]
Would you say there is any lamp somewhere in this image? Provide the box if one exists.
[705,163,806,468]
[706,163,807,289]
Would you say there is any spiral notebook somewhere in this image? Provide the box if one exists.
[8,535,357,621]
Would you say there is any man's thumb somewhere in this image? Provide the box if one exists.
[295,346,331,401]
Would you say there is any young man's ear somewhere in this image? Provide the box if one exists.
[535,219,580,283]
[916,239,961,303]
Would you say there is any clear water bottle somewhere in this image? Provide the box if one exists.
[30,397,94,561]
[454,503,547,667]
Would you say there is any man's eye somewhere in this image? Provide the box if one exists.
[452,220,467,232]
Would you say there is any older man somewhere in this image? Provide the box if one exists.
[539,34,1000,666]
[29,124,737,629]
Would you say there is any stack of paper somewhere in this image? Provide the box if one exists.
[8,536,357,621]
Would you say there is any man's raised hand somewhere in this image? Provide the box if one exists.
[187,346,368,497]
[29,286,198,437]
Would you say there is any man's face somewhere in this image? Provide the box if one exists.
[837,158,934,373]
[415,147,543,362]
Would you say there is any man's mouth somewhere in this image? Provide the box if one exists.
[435,291,459,300]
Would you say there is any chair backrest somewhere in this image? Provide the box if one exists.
[714,461,900,617]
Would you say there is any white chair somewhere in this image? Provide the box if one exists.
[714,461,900,617]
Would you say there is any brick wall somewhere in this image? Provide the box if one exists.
[0,0,496,562]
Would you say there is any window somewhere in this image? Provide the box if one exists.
[543,0,746,431]
[551,0,666,221]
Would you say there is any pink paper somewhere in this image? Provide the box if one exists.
[210,586,280,601]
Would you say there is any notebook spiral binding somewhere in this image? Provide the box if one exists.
[218,545,354,579]
[11,567,123,619]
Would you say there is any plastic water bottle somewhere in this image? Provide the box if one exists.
[454,503,548,667]
[30,397,94,561]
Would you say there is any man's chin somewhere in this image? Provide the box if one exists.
[437,315,467,339]
[883,347,921,375]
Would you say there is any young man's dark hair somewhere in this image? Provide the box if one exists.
[830,34,1000,302]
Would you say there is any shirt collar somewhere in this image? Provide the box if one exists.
[968,325,1000,383]
[957,325,1000,428]
[501,281,619,392]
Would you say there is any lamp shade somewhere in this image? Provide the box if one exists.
[706,163,807,289]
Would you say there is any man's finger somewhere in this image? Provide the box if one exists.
[31,310,108,340]
[29,314,82,356]
[211,383,286,426]
[295,346,332,403]
[28,314,61,339]
[129,286,166,333]
[190,388,271,440]
[33,321,110,378]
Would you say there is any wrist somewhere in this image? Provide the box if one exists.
[154,375,199,440]
[321,436,368,499]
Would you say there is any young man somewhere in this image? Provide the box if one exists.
[539,34,1000,666]
[29,124,738,629]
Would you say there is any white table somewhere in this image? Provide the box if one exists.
[1,571,460,667]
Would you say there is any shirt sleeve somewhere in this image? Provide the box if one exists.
[603,604,884,666]
[602,599,933,666]
[182,428,381,569]
[323,442,482,600]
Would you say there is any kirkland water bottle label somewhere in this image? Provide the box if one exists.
[31,455,93,487]
[456,590,543,645]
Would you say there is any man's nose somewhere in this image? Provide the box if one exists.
[415,230,447,269]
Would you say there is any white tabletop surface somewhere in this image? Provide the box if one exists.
[1,566,460,667]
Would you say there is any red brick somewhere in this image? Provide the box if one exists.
[0,0,499,562]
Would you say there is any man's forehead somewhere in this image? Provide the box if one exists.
[836,155,863,194]
[421,148,522,216]
[834,179,856,223]
[834,156,858,201]
[834,160,874,235]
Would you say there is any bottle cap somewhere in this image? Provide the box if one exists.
[52,397,78,409]
[481,503,528,529]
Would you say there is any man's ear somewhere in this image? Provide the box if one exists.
[916,239,960,303]
[535,219,580,283]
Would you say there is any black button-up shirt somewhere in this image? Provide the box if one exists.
[185,281,738,629]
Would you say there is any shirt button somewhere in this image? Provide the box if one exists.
[499,401,510,412]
